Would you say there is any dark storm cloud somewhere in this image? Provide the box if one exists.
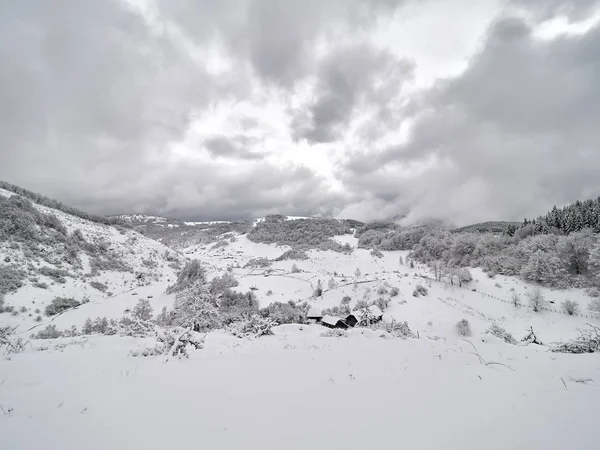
[511,0,600,20]
[339,15,600,225]
[290,44,413,143]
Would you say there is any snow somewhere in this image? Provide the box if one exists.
[2,203,600,449]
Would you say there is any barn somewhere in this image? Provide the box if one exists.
[307,306,323,323]
[321,315,348,329]
[345,314,359,328]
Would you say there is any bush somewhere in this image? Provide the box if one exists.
[166,260,207,295]
[551,324,600,354]
[455,319,472,336]
[33,281,49,289]
[370,249,384,258]
[0,325,26,354]
[31,324,63,339]
[413,285,428,297]
[341,295,352,305]
[354,299,370,310]
[390,287,400,297]
[527,288,546,312]
[228,315,276,338]
[132,298,154,321]
[590,297,600,314]
[322,304,351,317]
[259,301,306,324]
[561,299,579,316]
[485,324,517,345]
[372,319,415,338]
[291,264,301,273]
[45,297,81,316]
[314,280,323,297]
[173,283,222,332]
[275,249,309,261]
[0,265,27,294]
[244,258,272,269]
[377,286,388,295]
[511,292,521,307]
[39,266,70,283]
[373,297,390,311]
[81,317,118,335]
[219,289,259,325]
[131,327,205,359]
[320,329,347,338]
[89,281,108,292]
[209,272,239,296]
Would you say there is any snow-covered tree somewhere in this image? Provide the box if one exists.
[132,298,153,322]
[173,283,221,332]
[520,250,568,288]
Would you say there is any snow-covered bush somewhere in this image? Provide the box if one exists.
[353,299,370,310]
[259,301,306,324]
[209,272,239,296]
[551,324,599,354]
[370,249,384,258]
[0,266,26,294]
[31,324,64,339]
[390,286,400,297]
[82,317,118,335]
[228,315,276,338]
[341,295,352,305]
[132,298,154,321]
[527,288,546,312]
[166,260,206,295]
[275,249,309,261]
[89,281,108,292]
[372,319,415,338]
[455,319,471,336]
[373,297,390,311]
[0,325,26,354]
[511,292,521,307]
[45,297,80,316]
[320,329,347,338]
[589,297,600,314]
[314,280,323,297]
[132,327,205,359]
[561,299,579,316]
[244,258,272,269]
[173,282,221,332]
[485,324,517,345]
[328,277,336,290]
[118,317,155,337]
[39,266,70,283]
[522,326,543,345]
[322,304,351,317]
[219,289,259,324]
[413,285,428,297]
[377,286,388,295]
[291,264,301,273]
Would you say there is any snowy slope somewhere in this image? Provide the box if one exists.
[0,187,185,331]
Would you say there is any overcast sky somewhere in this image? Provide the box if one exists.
[1,0,599,225]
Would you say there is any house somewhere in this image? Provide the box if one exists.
[307,306,323,323]
[321,315,348,329]
[345,314,359,328]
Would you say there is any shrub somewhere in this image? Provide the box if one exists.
[173,283,222,332]
[341,295,352,305]
[33,282,49,289]
[485,324,517,345]
[455,319,472,336]
[527,288,546,312]
[413,285,428,297]
[244,258,272,269]
[373,297,390,311]
[354,299,370,310]
[89,281,108,292]
[166,260,206,295]
[132,298,154,321]
[377,286,388,295]
[0,265,27,294]
[320,329,347,338]
[209,272,239,296]
[328,278,336,290]
[45,297,80,316]
[219,289,259,324]
[590,297,600,314]
[314,280,323,297]
[551,324,600,354]
[355,268,361,278]
[291,264,301,273]
[31,324,63,339]
[370,249,384,258]
[35,315,42,322]
[511,292,521,307]
[390,287,400,297]
[275,249,309,261]
[228,315,276,338]
[561,299,579,316]
[39,266,71,283]
[81,317,118,335]
[322,304,351,317]
[0,325,26,354]
[259,301,306,324]
[19,306,27,313]
[266,289,273,296]
[131,327,205,358]
[372,319,415,338]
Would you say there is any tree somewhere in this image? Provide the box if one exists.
[511,292,521,307]
[355,268,361,279]
[527,287,546,313]
[561,299,579,316]
[173,283,221,332]
[314,280,323,297]
[132,298,153,321]
[520,250,568,288]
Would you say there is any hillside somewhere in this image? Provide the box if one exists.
[1,186,600,450]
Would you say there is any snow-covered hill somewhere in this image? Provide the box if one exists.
[1,190,600,450]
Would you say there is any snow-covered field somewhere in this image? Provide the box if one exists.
[2,204,600,449]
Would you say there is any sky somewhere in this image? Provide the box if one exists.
[1,0,600,226]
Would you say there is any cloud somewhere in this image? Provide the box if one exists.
[338,14,600,226]
[203,135,262,160]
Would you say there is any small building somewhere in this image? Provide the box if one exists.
[321,315,348,329]
[345,314,359,328]
[307,306,323,323]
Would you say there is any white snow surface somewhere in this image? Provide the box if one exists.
[1,211,600,449]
